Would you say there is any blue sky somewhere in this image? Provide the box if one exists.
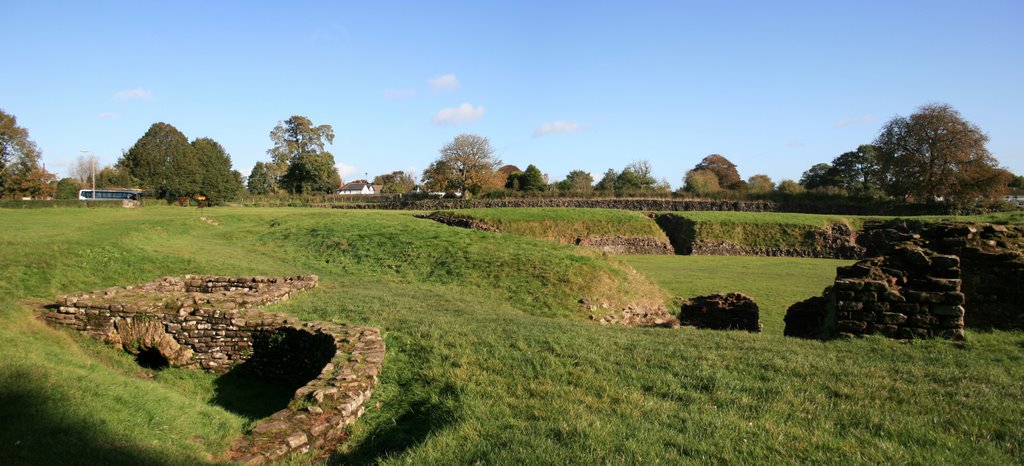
[2,1,1022,187]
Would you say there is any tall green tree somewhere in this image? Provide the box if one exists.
[373,171,416,193]
[875,103,1010,203]
[556,170,594,193]
[55,177,82,200]
[615,160,659,192]
[269,116,340,194]
[426,134,501,197]
[828,144,881,196]
[594,169,618,193]
[1,109,44,198]
[799,163,837,190]
[192,137,243,203]
[119,122,192,197]
[506,164,546,191]
[94,165,136,188]
[247,161,275,195]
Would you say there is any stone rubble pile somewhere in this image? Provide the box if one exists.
[678,293,762,332]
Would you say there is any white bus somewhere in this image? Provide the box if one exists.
[78,189,142,201]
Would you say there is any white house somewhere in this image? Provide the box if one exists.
[336,180,378,195]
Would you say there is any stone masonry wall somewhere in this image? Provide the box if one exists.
[858,221,1024,330]
[832,247,965,340]
[41,275,386,463]
[44,275,318,371]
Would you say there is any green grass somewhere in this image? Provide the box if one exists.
[443,207,669,244]
[1,206,1022,464]
[620,255,850,335]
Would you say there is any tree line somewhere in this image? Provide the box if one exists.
[2,103,1021,206]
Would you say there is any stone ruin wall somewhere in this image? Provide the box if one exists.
[44,275,319,371]
[40,275,386,464]
[786,221,1024,340]
[859,221,1024,331]
[831,246,966,340]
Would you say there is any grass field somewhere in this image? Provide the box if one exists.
[1,206,1022,464]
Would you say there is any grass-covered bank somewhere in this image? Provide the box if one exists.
[428,207,669,245]
[1,207,1022,464]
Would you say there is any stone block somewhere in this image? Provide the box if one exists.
[879,312,908,325]
[285,432,308,449]
[837,301,863,311]
[932,305,965,317]
[834,279,865,291]
[836,320,867,333]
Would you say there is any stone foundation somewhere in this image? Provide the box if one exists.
[40,275,385,463]
[573,235,674,255]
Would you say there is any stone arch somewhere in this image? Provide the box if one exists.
[108,318,194,367]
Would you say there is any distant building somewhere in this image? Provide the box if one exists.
[337,180,377,195]
[1006,188,1024,208]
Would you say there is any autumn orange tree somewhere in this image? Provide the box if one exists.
[874,103,1011,204]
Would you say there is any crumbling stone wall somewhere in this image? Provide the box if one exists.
[832,247,965,340]
[41,275,385,463]
[786,221,1024,339]
[573,235,674,255]
[859,221,1024,331]
[44,275,318,371]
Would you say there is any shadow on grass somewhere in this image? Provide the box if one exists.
[210,365,298,421]
[0,383,175,465]
[329,382,460,464]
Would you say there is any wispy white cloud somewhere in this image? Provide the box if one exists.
[835,115,877,128]
[97,112,118,120]
[786,139,804,148]
[114,88,153,101]
[428,74,460,92]
[336,162,358,179]
[431,103,485,126]
[383,88,417,100]
[534,121,584,137]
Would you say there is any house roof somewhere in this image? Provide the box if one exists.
[339,181,372,191]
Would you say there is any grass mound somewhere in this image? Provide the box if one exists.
[264,211,666,316]
[432,207,669,245]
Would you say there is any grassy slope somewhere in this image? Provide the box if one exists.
[0,207,1021,464]
[447,207,668,244]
